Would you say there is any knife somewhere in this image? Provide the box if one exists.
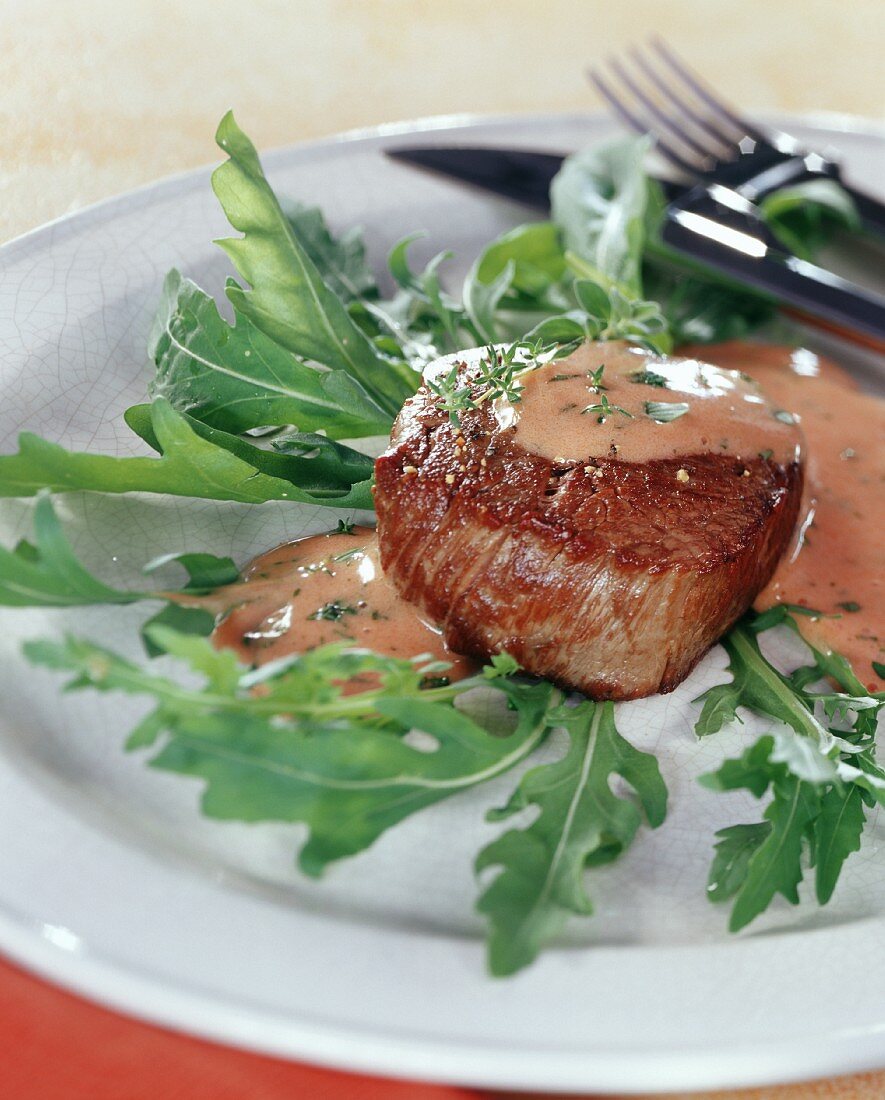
[385,145,702,213]
[385,144,885,351]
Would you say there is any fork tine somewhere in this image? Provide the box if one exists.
[650,37,767,144]
[589,65,709,178]
[608,55,718,164]
[628,45,740,157]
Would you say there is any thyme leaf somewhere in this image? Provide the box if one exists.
[581,393,633,423]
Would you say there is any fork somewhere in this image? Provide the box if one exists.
[586,39,885,345]
[589,38,885,233]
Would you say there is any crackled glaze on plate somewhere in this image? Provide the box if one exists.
[0,112,883,1094]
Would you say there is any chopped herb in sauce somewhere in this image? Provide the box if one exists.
[758,449,773,461]
[308,601,359,622]
[330,547,365,564]
[644,401,689,423]
[837,601,862,613]
[629,369,667,388]
[336,519,355,534]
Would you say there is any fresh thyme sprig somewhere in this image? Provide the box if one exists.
[426,339,571,427]
[581,393,634,424]
[586,363,607,392]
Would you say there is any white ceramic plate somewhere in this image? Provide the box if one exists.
[0,112,883,1096]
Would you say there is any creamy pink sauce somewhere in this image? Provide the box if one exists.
[684,342,884,691]
[434,341,802,466]
[202,527,474,684]
[193,340,881,696]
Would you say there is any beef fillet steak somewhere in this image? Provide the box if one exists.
[374,341,804,699]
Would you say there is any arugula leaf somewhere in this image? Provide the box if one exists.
[732,774,818,932]
[143,550,239,591]
[463,258,515,343]
[0,398,372,508]
[476,700,667,976]
[697,609,883,931]
[387,235,473,352]
[24,627,556,875]
[550,138,651,297]
[149,271,393,438]
[693,620,826,740]
[0,494,235,616]
[283,201,377,303]
[139,603,217,657]
[211,112,416,416]
[701,738,822,930]
[0,494,144,607]
[138,549,240,656]
[707,822,772,903]
[124,402,374,507]
[471,222,567,298]
[813,782,867,905]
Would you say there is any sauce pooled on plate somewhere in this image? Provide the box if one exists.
[684,342,884,691]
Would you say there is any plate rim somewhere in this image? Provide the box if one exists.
[1,108,884,1095]
[2,106,884,259]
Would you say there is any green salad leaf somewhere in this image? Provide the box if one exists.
[476,700,667,976]
[124,402,374,506]
[283,201,378,303]
[463,222,569,342]
[697,609,884,932]
[0,493,236,613]
[25,627,557,878]
[812,781,868,905]
[0,398,373,508]
[550,138,651,297]
[149,271,393,438]
[212,112,416,416]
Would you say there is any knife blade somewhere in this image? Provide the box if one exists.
[384,146,568,209]
[385,145,686,209]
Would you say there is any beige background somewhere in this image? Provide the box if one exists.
[2,0,883,243]
[2,1,884,1097]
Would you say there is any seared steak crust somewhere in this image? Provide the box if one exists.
[374,361,803,699]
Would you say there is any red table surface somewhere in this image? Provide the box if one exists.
[3,950,881,1100]
[0,953,475,1100]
